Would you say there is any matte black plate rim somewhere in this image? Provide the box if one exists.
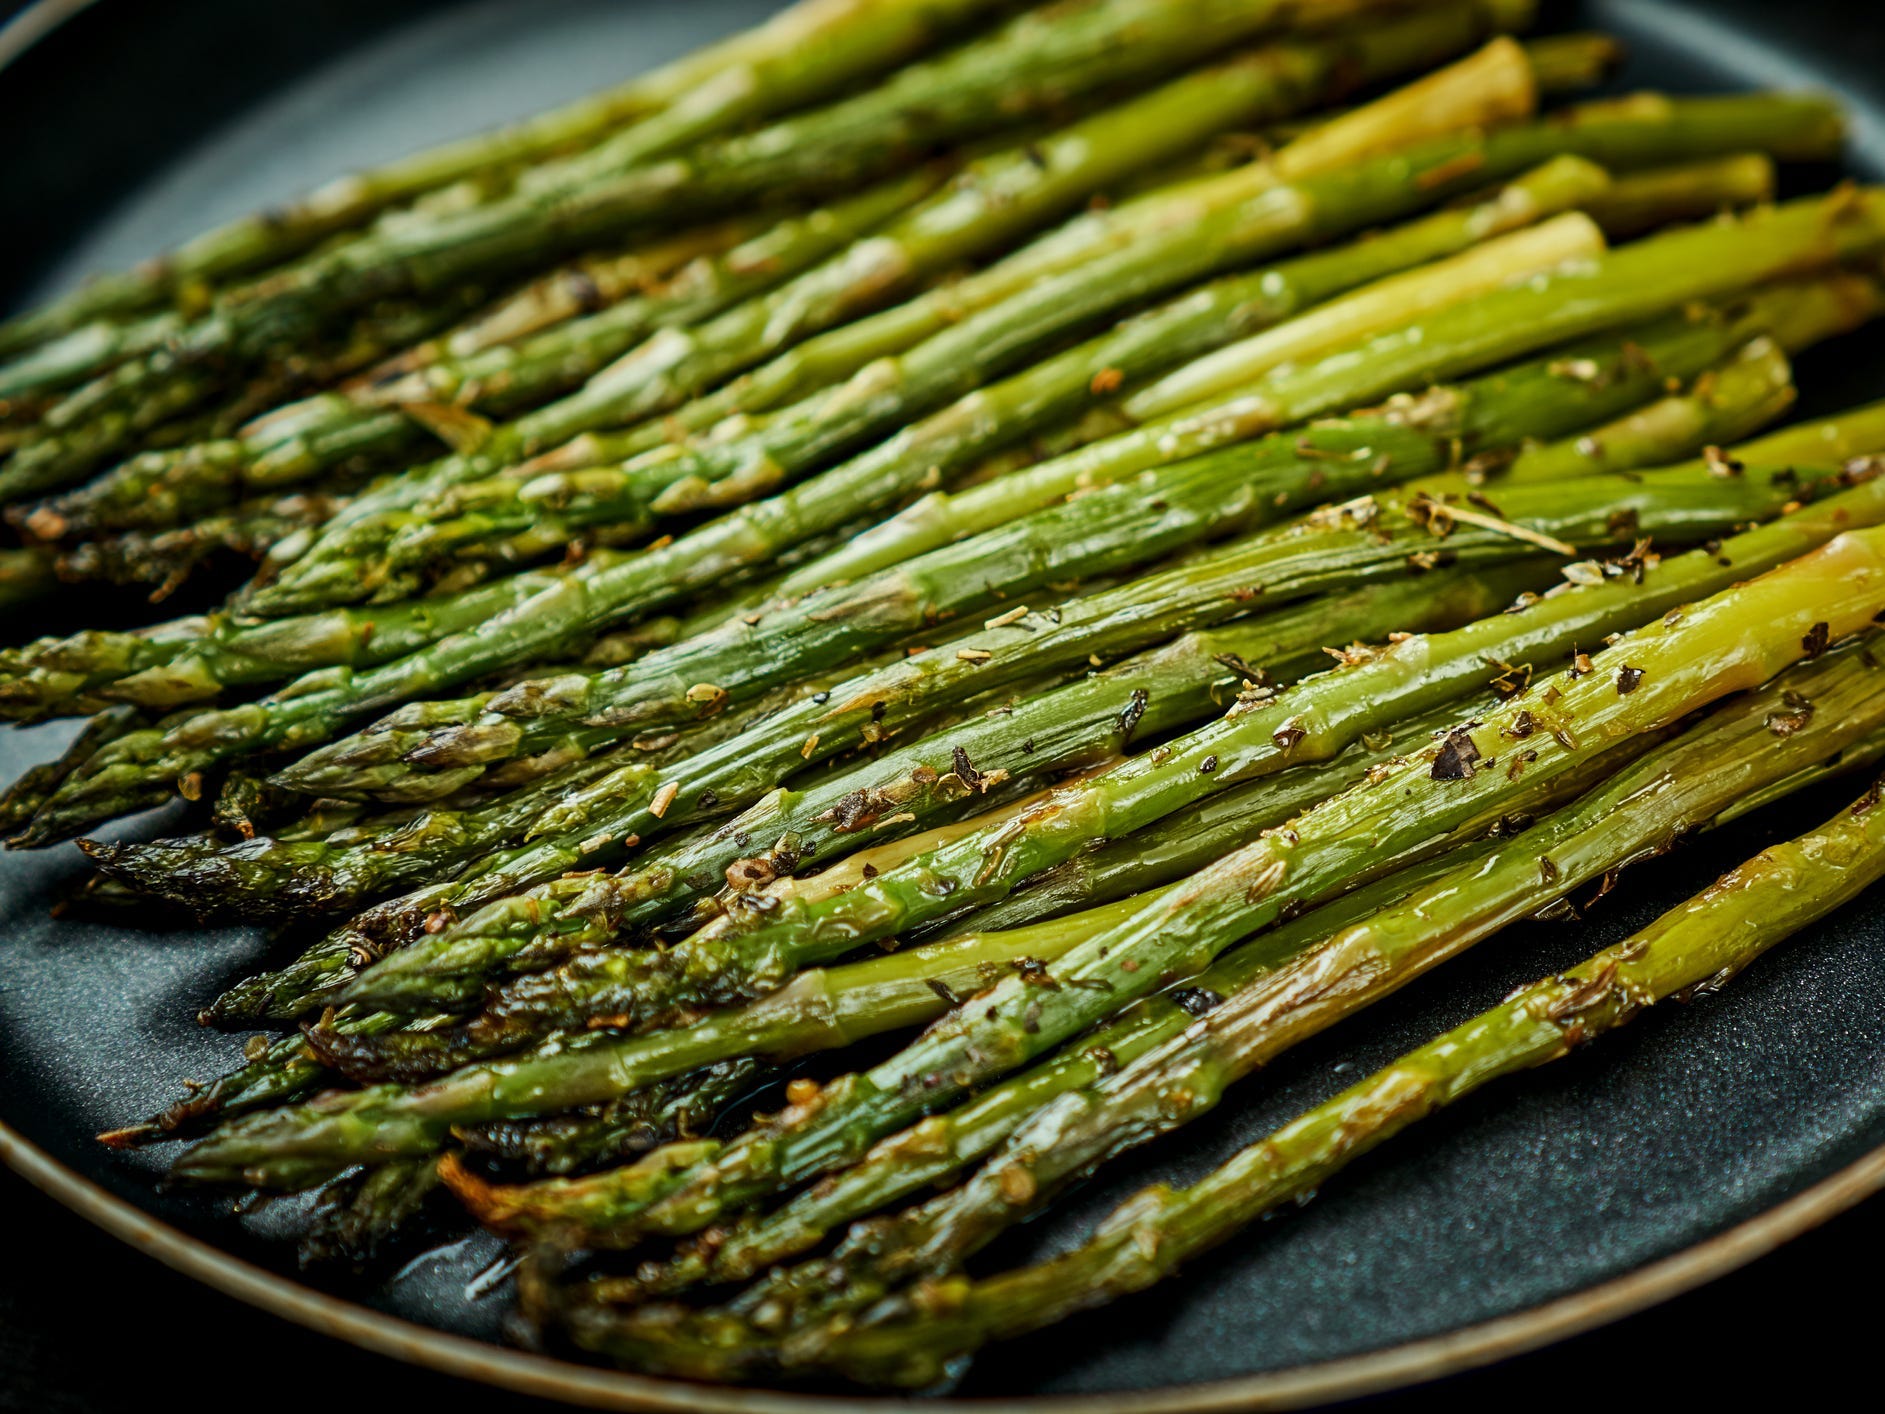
[5,1113,1882,1411]
[5,0,1883,1405]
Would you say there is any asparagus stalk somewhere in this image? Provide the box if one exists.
[278,205,1623,803]
[26,175,940,540]
[0,0,1004,360]
[465,643,1884,1329]
[367,219,767,370]
[487,513,1885,1243]
[352,208,1605,591]
[17,0,1426,495]
[280,340,1874,830]
[312,776,1123,1075]
[1509,31,1626,94]
[358,456,1885,1028]
[0,310,188,403]
[395,22,1554,516]
[1501,340,1885,486]
[315,691,1541,1089]
[735,269,1874,613]
[33,157,1607,603]
[455,1059,760,1180]
[581,765,1885,1388]
[624,638,1885,1363]
[49,491,349,599]
[97,1010,413,1149]
[596,851,1496,1301]
[38,4,1527,550]
[204,387,1885,1025]
[1498,335,1796,482]
[298,1052,760,1267]
[971,601,1885,944]
[0,273,520,503]
[0,707,143,836]
[0,557,601,722]
[460,97,1841,498]
[169,494,1885,1188]
[302,444,1866,1015]
[0,219,761,407]
[290,569,1544,1075]
[228,203,1885,829]
[1582,152,1776,237]
[1116,212,1609,419]
[186,568,1522,1032]
[296,1156,443,1270]
[41,156,1610,726]
[88,657,906,922]
[251,25,1549,615]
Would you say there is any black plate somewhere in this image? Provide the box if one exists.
[3,1,1884,1407]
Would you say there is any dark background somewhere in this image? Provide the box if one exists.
[2,0,1882,1409]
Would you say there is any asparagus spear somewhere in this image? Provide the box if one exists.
[26,175,940,540]
[1498,335,1797,482]
[966,591,1885,942]
[316,687,1556,1089]
[88,657,908,921]
[168,494,1885,1189]
[0,707,144,836]
[44,191,1853,849]
[573,764,1885,1388]
[37,168,1620,603]
[0,0,1005,360]
[0,219,763,406]
[0,271,526,503]
[17,0,1428,494]
[365,454,1885,1026]
[616,637,1885,1363]
[590,853,1497,1301]
[455,1059,760,1180]
[365,219,767,370]
[278,212,1624,803]
[142,713,1485,1150]
[299,1052,762,1269]
[463,642,1884,1327]
[427,91,1839,512]
[23,157,1610,728]
[729,269,1873,617]
[394,25,1554,529]
[303,441,1875,1016]
[251,26,1549,615]
[1582,152,1777,237]
[189,762,1525,1184]
[186,568,1521,1032]
[0,557,599,722]
[0,309,190,403]
[420,193,1811,595]
[203,386,1885,1025]
[296,1156,444,1270]
[482,514,1885,1244]
[40,3,1529,550]
[291,569,1545,1077]
[1505,30,1625,93]
[50,491,349,599]
[352,208,1605,591]
[278,330,1868,831]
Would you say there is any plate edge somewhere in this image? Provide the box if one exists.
[2,0,1881,1404]
[3,1115,1880,1411]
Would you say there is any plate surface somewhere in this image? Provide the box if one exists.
[2,0,1884,1406]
